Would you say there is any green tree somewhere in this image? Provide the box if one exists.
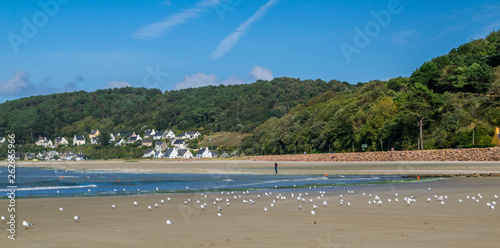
[98,131,111,147]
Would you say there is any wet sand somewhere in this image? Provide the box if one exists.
[1,161,500,247]
[1,177,500,247]
[7,160,500,176]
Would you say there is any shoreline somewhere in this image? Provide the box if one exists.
[2,160,500,177]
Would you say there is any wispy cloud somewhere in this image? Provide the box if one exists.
[0,70,78,97]
[211,0,280,60]
[132,0,221,40]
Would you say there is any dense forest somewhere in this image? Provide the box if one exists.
[0,77,353,143]
[1,31,499,156]
[240,31,500,155]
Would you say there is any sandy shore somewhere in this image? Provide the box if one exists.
[5,160,500,176]
[1,177,500,247]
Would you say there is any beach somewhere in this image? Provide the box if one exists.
[1,161,500,247]
[8,160,500,176]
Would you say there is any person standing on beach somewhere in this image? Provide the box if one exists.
[274,162,278,174]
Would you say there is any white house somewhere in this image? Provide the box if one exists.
[41,139,53,148]
[162,130,176,140]
[164,148,178,159]
[114,138,124,147]
[144,129,156,138]
[48,150,59,156]
[73,135,86,146]
[0,137,5,143]
[128,135,142,144]
[154,141,167,151]
[196,147,212,158]
[178,131,200,140]
[75,154,85,161]
[177,149,193,159]
[55,137,69,146]
[35,137,53,147]
[152,131,163,140]
[143,149,155,158]
[90,137,99,145]
[171,139,187,149]
[154,150,164,158]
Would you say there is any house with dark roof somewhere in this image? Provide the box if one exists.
[35,136,52,147]
[171,139,187,149]
[162,130,176,140]
[41,139,53,148]
[152,131,163,140]
[177,149,193,159]
[114,138,124,147]
[154,141,167,151]
[143,149,155,158]
[73,135,86,146]
[75,153,85,161]
[0,137,6,144]
[91,136,99,145]
[142,139,153,147]
[89,130,100,140]
[164,148,178,159]
[128,134,142,144]
[55,137,69,146]
[178,131,200,140]
[144,129,156,138]
[196,147,212,158]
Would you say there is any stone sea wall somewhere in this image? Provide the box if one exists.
[251,147,500,162]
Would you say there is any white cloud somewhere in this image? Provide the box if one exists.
[211,0,280,60]
[132,0,221,39]
[0,70,79,97]
[175,72,218,90]
[106,81,133,88]
[0,70,34,96]
[249,66,273,81]
[221,75,245,85]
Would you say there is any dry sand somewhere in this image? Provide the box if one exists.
[1,161,500,247]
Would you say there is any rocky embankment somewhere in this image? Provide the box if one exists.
[251,147,500,162]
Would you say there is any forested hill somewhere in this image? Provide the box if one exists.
[240,31,500,154]
[0,77,353,142]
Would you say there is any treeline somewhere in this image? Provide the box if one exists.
[0,77,353,143]
[240,31,500,155]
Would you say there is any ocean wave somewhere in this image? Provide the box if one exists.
[0,184,97,192]
[21,175,80,178]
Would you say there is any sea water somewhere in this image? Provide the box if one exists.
[0,167,414,198]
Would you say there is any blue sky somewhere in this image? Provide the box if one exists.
[1,0,499,103]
